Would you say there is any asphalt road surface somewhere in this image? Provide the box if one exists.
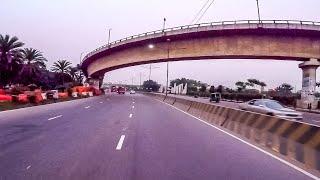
[0,94,317,180]
[164,93,320,127]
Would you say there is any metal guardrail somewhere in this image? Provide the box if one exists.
[82,20,320,63]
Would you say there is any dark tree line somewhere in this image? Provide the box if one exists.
[0,34,84,89]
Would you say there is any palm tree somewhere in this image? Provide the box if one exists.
[258,81,267,93]
[51,60,72,85]
[0,34,24,87]
[68,66,84,85]
[18,48,47,85]
[235,81,246,92]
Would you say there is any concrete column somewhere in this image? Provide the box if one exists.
[297,59,320,109]
[88,75,104,89]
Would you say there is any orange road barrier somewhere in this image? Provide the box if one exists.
[0,95,12,102]
[58,92,69,99]
[18,94,28,103]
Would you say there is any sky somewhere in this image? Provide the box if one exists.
[1,0,319,90]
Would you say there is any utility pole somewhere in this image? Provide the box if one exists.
[256,0,261,23]
[107,28,112,45]
[140,72,142,88]
[149,64,151,81]
[166,39,170,97]
[163,18,167,31]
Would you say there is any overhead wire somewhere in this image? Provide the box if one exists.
[194,0,215,24]
[190,0,211,24]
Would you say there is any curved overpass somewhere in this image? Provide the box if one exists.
[81,20,320,78]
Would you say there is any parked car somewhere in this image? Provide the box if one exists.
[130,90,136,94]
[239,99,303,120]
[209,93,221,103]
[117,87,126,94]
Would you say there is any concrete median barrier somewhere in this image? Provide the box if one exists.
[145,93,320,172]
[164,96,176,105]
[172,98,193,111]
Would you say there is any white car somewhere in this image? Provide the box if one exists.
[130,90,136,94]
[239,99,303,120]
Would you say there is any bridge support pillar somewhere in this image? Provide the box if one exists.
[297,58,320,109]
[88,75,104,89]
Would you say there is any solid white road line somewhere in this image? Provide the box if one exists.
[116,135,126,150]
[84,106,91,109]
[129,113,133,118]
[26,165,31,170]
[48,115,62,121]
[155,99,319,180]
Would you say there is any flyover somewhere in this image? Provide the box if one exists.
[81,20,320,108]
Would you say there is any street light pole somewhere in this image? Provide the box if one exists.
[166,39,170,97]
[256,0,261,23]
[149,64,151,81]
[80,52,84,65]
[163,18,167,31]
[107,28,112,45]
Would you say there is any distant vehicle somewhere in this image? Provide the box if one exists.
[117,87,126,94]
[209,93,221,103]
[111,86,117,92]
[130,90,136,94]
[239,99,303,120]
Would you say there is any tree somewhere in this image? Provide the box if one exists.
[17,48,47,85]
[51,60,72,85]
[276,83,294,95]
[247,79,259,87]
[143,80,160,92]
[248,78,266,93]
[68,66,84,85]
[216,85,223,93]
[0,34,24,87]
[235,81,246,92]
[199,84,207,94]
[209,85,215,93]
[258,81,267,92]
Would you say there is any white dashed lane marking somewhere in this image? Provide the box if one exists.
[48,115,62,121]
[116,135,126,150]
[84,106,91,109]
[129,113,133,118]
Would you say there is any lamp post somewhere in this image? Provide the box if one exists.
[80,52,84,65]
[256,0,261,23]
[148,40,187,97]
[107,28,112,45]
[165,39,170,97]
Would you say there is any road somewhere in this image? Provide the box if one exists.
[0,94,317,180]
[164,93,320,126]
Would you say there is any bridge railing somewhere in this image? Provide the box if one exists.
[82,20,320,63]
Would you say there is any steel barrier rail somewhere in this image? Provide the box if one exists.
[82,20,320,64]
